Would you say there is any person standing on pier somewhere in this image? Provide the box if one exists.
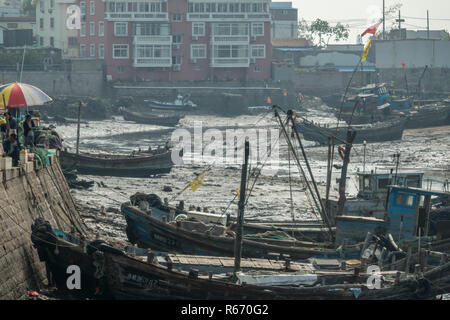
[3,133,20,166]
[6,112,17,137]
[23,115,36,146]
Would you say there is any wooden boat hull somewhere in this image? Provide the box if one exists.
[59,150,173,177]
[31,219,450,300]
[405,107,450,129]
[296,120,405,145]
[122,204,333,260]
[122,109,182,126]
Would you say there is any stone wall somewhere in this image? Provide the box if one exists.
[0,157,86,300]
[0,71,104,97]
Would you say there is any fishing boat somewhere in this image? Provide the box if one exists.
[144,94,197,111]
[296,117,405,145]
[31,218,450,300]
[59,147,173,177]
[122,109,182,127]
[121,202,334,260]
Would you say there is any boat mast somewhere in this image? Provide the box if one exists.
[233,140,250,277]
[287,110,334,237]
[76,101,81,155]
[337,130,357,216]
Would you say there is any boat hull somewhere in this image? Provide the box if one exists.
[297,120,405,145]
[59,150,173,177]
[122,109,181,126]
[122,204,332,260]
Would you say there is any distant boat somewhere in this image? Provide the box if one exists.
[59,147,173,177]
[296,118,406,145]
[122,109,182,127]
[144,95,197,111]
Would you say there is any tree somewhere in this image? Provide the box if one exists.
[298,18,349,48]
[21,0,36,17]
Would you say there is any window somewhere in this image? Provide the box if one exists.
[81,22,86,36]
[113,44,129,58]
[191,44,206,59]
[172,56,182,65]
[406,195,414,207]
[251,45,265,58]
[136,45,171,58]
[90,44,95,56]
[378,178,389,189]
[68,37,78,46]
[98,44,104,58]
[39,37,43,46]
[192,22,205,37]
[172,34,182,44]
[98,21,104,36]
[39,18,43,30]
[117,66,125,73]
[214,23,248,36]
[90,1,95,15]
[134,23,170,36]
[396,194,404,206]
[252,23,264,36]
[80,44,86,57]
[214,45,248,58]
[50,17,54,28]
[50,37,54,47]
[39,0,44,11]
[90,22,95,36]
[254,65,262,72]
[172,13,182,21]
[80,2,85,15]
[50,0,54,8]
[114,22,128,36]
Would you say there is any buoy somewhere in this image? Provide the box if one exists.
[267,97,271,104]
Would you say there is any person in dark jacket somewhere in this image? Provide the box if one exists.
[3,133,20,166]
[6,112,17,136]
[23,115,36,146]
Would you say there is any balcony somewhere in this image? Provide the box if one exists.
[187,13,270,22]
[133,35,172,45]
[211,35,249,44]
[211,58,250,68]
[104,12,169,21]
[133,57,172,68]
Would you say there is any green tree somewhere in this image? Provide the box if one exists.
[21,0,36,17]
[298,18,349,48]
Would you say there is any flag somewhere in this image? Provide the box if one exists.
[361,21,382,37]
[236,187,241,199]
[190,173,205,192]
[401,60,406,69]
[361,38,373,62]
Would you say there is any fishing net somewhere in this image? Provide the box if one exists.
[31,147,50,166]
[244,230,297,241]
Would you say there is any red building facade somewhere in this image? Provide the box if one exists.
[77,0,272,81]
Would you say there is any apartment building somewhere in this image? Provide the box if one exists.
[269,2,298,39]
[77,0,272,81]
[35,0,79,57]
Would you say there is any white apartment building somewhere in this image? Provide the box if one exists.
[35,0,78,57]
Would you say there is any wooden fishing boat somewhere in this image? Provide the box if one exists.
[31,218,450,300]
[144,95,197,111]
[59,147,173,177]
[296,118,405,145]
[121,203,334,260]
[405,105,450,129]
[122,109,182,127]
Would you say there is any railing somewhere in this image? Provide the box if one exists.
[211,35,249,43]
[187,13,270,21]
[104,12,168,21]
[134,35,172,44]
[134,57,172,67]
[211,58,249,67]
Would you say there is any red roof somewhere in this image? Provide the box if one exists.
[271,38,311,48]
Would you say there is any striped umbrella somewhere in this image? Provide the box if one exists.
[0,82,53,109]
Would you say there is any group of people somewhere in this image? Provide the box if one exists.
[1,111,36,166]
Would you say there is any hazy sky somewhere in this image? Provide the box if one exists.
[274,0,450,43]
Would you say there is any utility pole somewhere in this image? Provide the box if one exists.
[383,0,386,40]
[427,10,430,39]
[396,11,405,30]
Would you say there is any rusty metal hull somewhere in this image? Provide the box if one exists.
[59,150,173,177]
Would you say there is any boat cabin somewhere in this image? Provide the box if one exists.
[357,172,423,200]
[386,186,450,241]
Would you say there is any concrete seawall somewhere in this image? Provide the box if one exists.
[0,155,86,299]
